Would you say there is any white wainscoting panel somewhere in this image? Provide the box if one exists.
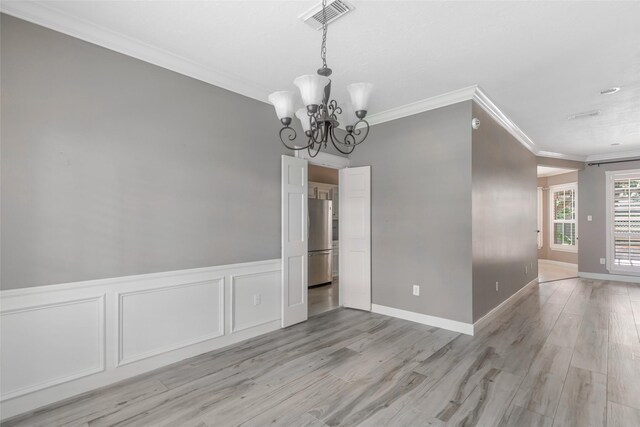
[231,271,280,333]
[0,296,105,401]
[118,279,224,365]
[0,259,281,421]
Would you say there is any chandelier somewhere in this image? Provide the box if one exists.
[268,0,374,157]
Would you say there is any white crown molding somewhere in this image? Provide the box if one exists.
[0,1,271,103]
[585,150,640,163]
[366,85,479,126]
[365,84,588,162]
[472,86,540,155]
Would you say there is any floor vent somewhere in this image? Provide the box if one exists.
[299,0,354,30]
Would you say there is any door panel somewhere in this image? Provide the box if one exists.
[339,166,371,311]
[282,155,308,327]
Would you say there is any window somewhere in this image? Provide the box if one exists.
[606,170,640,274]
[549,183,577,252]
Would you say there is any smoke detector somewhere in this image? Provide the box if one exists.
[567,110,600,120]
[299,0,354,30]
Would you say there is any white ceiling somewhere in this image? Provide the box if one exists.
[3,1,640,160]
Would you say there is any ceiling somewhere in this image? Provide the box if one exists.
[2,1,639,160]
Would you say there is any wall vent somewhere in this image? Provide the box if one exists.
[567,110,601,120]
[299,0,354,30]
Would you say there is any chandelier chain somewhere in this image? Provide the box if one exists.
[320,0,328,69]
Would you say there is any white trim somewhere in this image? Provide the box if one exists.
[548,182,578,253]
[0,259,281,421]
[366,86,478,126]
[0,1,270,103]
[116,279,225,366]
[295,149,350,169]
[473,278,538,333]
[579,271,640,284]
[0,295,106,401]
[537,187,543,249]
[605,169,640,276]
[229,270,281,333]
[586,150,640,163]
[472,87,540,156]
[0,258,279,299]
[538,259,578,269]
[371,304,474,335]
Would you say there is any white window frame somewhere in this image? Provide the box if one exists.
[606,169,640,275]
[549,183,578,253]
[537,187,543,249]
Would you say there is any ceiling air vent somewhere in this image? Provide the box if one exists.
[299,0,355,30]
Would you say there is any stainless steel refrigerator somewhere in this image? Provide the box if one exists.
[308,199,333,286]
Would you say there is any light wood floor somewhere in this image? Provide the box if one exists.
[538,260,578,283]
[4,277,640,427]
[309,279,339,317]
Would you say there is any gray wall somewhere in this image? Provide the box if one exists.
[471,102,538,322]
[349,102,474,323]
[1,14,295,290]
[578,160,640,274]
[537,171,579,264]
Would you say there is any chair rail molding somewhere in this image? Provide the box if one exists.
[0,259,281,421]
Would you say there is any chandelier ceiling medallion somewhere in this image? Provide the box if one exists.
[268,0,374,157]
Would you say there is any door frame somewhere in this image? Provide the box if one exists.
[289,150,350,309]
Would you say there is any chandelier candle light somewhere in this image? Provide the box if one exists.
[268,0,374,157]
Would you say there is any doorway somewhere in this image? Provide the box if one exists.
[308,164,340,317]
[537,165,579,283]
[281,153,371,328]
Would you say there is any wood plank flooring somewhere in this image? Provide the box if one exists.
[309,279,339,317]
[3,277,640,427]
[538,260,578,283]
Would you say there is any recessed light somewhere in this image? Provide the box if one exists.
[567,110,600,120]
[600,87,620,95]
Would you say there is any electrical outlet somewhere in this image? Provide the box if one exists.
[600,258,606,265]
[525,265,528,274]
[587,215,593,222]
[253,294,261,306]
[412,285,420,296]
[495,281,499,292]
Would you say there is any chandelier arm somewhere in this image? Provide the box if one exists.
[349,119,370,146]
[312,115,325,144]
[279,126,313,150]
[307,141,323,158]
[328,127,356,155]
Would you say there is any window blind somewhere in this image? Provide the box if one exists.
[612,177,640,267]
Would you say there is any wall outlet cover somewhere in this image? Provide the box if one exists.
[600,258,606,265]
[412,285,420,296]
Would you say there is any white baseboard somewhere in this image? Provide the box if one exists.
[371,304,474,335]
[579,271,640,284]
[0,259,281,421]
[473,277,538,333]
[539,259,578,269]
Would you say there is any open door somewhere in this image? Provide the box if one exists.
[281,155,308,327]
[339,166,371,311]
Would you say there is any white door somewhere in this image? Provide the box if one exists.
[339,166,371,311]
[281,155,308,327]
